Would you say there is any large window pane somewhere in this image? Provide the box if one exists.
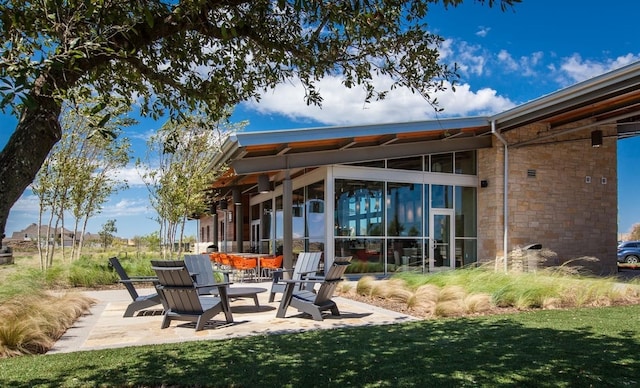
[424,185,430,237]
[387,156,423,171]
[387,238,423,271]
[261,199,272,240]
[275,195,283,239]
[455,151,477,175]
[335,179,384,237]
[456,239,477,267]
[335,238,383,273]
[387,182,422,237]
[306,181,325,240]
[455,186,477,237]
[432,185,453,209]
[292,187,305,240]
[431,153,453,173]
[260,199,274,254]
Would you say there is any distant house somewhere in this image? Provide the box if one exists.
[10,223,78,247]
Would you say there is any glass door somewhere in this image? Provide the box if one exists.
[430,209,455,271]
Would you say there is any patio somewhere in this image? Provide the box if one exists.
[48,281,419,354]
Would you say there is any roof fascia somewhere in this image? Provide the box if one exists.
[491,61,640,131]
[232,116,490,147]
[231,135,492,174]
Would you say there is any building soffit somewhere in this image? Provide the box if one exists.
[232,135,491,175]
[217,116,491,179]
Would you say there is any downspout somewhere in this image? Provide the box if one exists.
[491,120,509,273]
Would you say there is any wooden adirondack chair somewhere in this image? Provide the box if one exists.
[269,251,322,302]
[108,257,164,317]
[151,260,233,331]
[184,254,229,295]
[276,259,351,321]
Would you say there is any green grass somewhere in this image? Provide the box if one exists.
[0,304,638,387]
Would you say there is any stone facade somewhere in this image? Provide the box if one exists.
[478,121,618,274]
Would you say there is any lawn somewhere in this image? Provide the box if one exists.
[1,304,639,387]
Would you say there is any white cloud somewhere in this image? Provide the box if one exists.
[244,74,514,126]
[455,42,487,76]
[476,26,491,38]
[102,198,152,217]
[10,191,39,213]
[436,83,515,116]
[557,53,640,84]
[496,49,544,76]
[113,165,148,186]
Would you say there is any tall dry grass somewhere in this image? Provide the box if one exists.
[0,292,95,358]
[353,267,640,318]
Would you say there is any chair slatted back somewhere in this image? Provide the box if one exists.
[313,261,350,303]
[161,288,203,314]
[152,261,205,314]
[152,263,193,287]
[292,252,321,280]
[184,254,215,287]
[108,257,139,300]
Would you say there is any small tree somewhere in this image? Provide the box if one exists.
[139,114,243,258]
[99,219,117,251]
[31,100,132,267]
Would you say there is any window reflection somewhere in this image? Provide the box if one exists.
[386,182,422,237]
[335,180,384,237]
[432,185,453,208]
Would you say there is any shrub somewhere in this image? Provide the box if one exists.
[69,259,119,287]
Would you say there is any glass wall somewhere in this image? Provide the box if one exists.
[333,151,478,274]
[253,151,478,274]
[306,181,326,253]
[335,180,384,273]
[259,198,273,254]
[252,180,326,258]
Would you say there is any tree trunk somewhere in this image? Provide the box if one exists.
[0,99,62,247]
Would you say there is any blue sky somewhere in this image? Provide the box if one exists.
[2,1,640,239]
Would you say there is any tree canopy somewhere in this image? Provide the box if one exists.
[0,0,519,243]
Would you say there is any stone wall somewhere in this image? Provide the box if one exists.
[478,121,618,274]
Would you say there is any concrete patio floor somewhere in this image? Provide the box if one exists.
[48,281,419,354]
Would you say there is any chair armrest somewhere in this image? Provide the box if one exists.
[119,277,158,284]
[272,268,294,274]
[272,268,294,282]
[195,281,232,289]
[280,278,326,285]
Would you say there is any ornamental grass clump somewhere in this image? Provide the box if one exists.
[354,264,640,319]
[0,292,95,358]
[355,275,376,296]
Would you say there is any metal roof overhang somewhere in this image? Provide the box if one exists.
[233,131,492,174]
[491,61,640,135]
[222,116,491,176]
[208,117,492,193]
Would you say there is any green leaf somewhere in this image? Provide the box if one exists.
[90,102,107,115]
[144,8,154,28]
[97,113,111,128]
